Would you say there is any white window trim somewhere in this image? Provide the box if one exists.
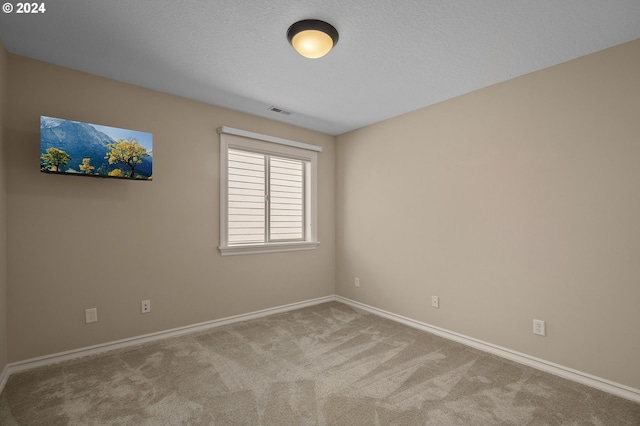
[218,126,323,153]
[218,127,320,256]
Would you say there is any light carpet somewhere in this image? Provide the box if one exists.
[1,301,639,425]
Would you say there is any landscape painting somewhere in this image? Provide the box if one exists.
[40,116,153,180]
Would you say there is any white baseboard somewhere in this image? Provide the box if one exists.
[336,296,640,404]
[0,365,8,395]
[2,295,335,390]
[2,294,639,404]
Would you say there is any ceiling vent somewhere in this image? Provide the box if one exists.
[268,106,292,115]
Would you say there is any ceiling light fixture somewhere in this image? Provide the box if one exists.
[287,19,339,59]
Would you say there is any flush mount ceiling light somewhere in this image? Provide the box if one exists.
[287,19,339,59]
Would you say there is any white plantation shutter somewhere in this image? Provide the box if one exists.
[228,150,265,244]
[227,151,305,244]
[269,157,304,241]
[219,127,320,255]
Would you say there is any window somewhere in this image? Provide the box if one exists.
[219,127,320,255]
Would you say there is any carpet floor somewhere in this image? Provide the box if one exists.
[0,301,639,425]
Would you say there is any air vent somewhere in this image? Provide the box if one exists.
[268,106,292,115]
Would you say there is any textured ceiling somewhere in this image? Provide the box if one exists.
[1,0,639,135]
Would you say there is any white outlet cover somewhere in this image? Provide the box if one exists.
[533,319,546,336]
[431,296,439,308]
[85,308,97,324]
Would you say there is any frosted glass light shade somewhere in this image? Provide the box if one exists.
[287,20,339,59]
[292,30,334,59]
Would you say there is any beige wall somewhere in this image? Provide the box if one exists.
[6,55,335,362]
[336,39,640,389]
[0,40,8,374]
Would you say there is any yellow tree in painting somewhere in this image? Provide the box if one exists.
[105,138,149,178]
[79,158,95,175]
[108,169,125,177]
[40,147,71,173]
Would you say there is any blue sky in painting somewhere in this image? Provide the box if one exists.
[91,123,153,153]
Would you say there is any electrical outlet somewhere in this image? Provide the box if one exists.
[533,319,546,336]
[141,300,151,314]
[354,277,360,287]
[431,296,439,308]
[85,308,97,324]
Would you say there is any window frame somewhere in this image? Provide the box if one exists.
[218,127,320,256]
